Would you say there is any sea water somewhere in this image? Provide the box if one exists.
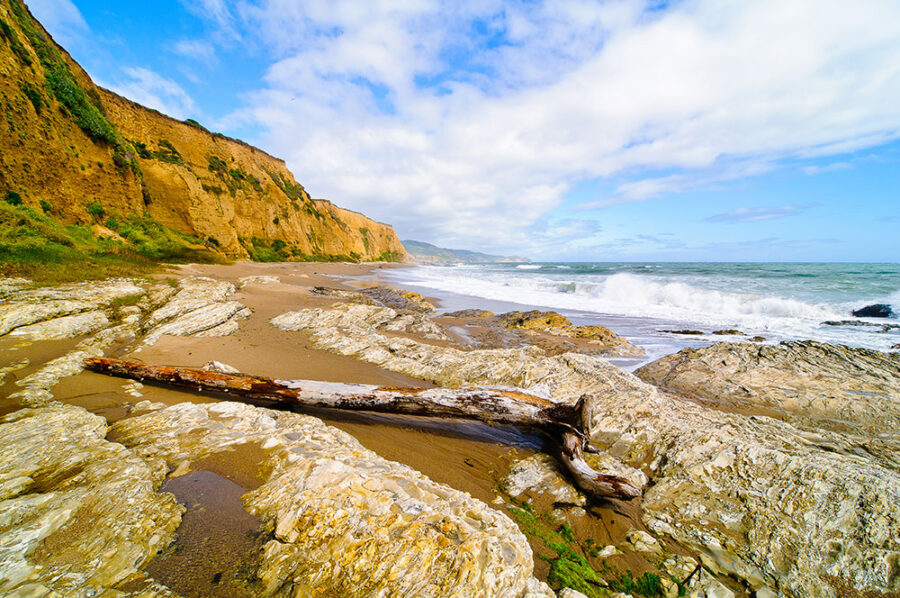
[384,262,900,370]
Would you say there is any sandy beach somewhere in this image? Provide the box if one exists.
[2,261,898,598]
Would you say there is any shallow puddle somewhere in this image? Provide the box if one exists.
[137,470,268,598]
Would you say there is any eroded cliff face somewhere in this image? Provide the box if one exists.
[0,0,406,261]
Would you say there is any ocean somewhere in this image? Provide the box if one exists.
[384,262,900,370]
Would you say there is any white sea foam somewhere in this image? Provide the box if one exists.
[395,265,900,352]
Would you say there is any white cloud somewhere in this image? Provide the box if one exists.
[221,0,900,254]
[103,67,197,120]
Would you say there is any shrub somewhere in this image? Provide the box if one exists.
[86,201,105,219]
[39,199,51,213]
[105,217,120,231]
[184,118,210,133]
[20,83,43,114]
[4,191,23,206]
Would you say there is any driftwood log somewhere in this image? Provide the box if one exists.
[84,357,642,500]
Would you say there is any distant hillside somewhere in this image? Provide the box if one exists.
[402,240,530,264]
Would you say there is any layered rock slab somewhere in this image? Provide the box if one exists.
[111,401,553,598]
[0,405,183,597]
[269,303,900,597]
[635,340,900,469]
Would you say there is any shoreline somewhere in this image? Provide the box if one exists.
[1,260,897,598]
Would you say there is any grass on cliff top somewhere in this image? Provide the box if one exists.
[0,201,227,283]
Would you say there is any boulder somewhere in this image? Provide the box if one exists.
[852,304,894,318]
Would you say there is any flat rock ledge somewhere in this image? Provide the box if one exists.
[111,401,554,598]
[270,303,900,598]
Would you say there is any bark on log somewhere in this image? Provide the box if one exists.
[84,357,642,500]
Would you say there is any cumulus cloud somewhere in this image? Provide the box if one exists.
[103,67,197,120]
[208,0,900,253]
[705,206,805,223]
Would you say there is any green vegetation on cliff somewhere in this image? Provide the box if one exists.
[0,200,225,282]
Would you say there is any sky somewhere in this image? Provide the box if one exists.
[27,0,900,261]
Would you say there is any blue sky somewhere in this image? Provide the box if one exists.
[28,0,900,261]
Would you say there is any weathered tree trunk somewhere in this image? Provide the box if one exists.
[84,357,642,500]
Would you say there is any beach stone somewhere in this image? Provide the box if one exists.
[272,303,900,597]
[502,454,586,506]
[712,329,743,335]
[111,401,554,598]
[852,303,894,318]
[0,405,183,597]
[624,529,661,553]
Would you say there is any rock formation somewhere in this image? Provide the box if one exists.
[269,302,900,597]
[111,401,554,597]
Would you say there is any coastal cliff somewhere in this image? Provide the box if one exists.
[0,0,406,262]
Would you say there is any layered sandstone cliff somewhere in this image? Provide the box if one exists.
[0,0,405,261]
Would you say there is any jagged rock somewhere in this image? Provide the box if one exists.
[0,299,94,337]
[361,286,435,313]
[0,405,183,597]
[8,310,110,340]
[712,329,743,335]
[634,341,900,467]
[624,529,661,553]
[271,304,900,597]
[272,303,449,342]
[145,277,236,328]
[111,402,554,598]
[310,286,376,304]
[141,278,251,345]
[498,310,572,330]
[547,325,644,358]
[558,589,590,598]
[852,304,894,318]
[502,454,586,506]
